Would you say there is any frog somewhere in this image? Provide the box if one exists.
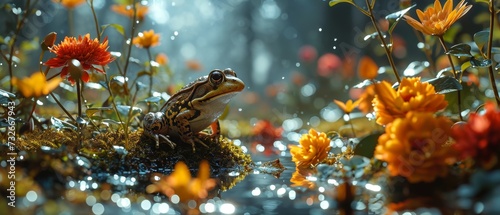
[143,68,245,151]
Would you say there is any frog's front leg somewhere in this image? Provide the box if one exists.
[175,109,209,151]
[143,112,176,149]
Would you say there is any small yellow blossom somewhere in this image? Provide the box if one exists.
[404,0,472,36]
[334,99,361,114]
[156,53,169,66]
[372,77,448,125]
[290,129,331,169]
[132,30,160,49]
[146,161,216,203]
[12,72,62,98]
[111,3,149,21]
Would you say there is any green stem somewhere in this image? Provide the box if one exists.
[123,1,138,79]
[438,36,463,121]
[347,113,356,137]
[8,0,32,92]
[487,0,500,105]
[146,48,154,97]
[50,92,75,122]
[76,80,83,118]
[365,0,401,83]
[89,0,101,40]
[69,9,74,36]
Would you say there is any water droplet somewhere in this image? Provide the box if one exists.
[174,31,179,36]
[238,108,242,112]
[281,76,285,80]
[295,62,300,67]
[332,46,336,50]
[170,36,175,40]
[318,28,322,32]
[35,10,42,16]
[334,38,337,41]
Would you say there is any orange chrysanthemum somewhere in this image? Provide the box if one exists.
[404,0,472,36]
[451,102,500,170]
[53,0,86,9]
[373,77,448,125]
[12,72,62,98]
[146,161,216,203]
[374,112,455,183]
[132,30,160,49]
[45,34,113,84]
[290,129,331,169]
[111,3,149,21]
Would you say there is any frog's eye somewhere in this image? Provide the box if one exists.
[209,70,224,85]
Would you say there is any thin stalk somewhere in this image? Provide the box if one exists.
[50,92,75,122]
[8,0,32,91]
[76,80,83,118]
[487,0,500,105]
[123,1,138,78]
[347,113,357,138]
[438,36,463,121]
[146,47,154,97]
[89,0,101,40]
[365,0,401,83]
[69,9,74,36]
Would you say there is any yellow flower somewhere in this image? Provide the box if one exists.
[12,72,62,98]
[290,169,315,189]
[374,112,455,183]
[404,0,472,36]
[334,99,360,114]
[156,53,169,66]
[290,129,331,169]
[53,0,86,9]
[132,30,160,49]
[146,161,216,203]
[373,77,448,125]
[111,3,149,21]
[358,56,378,80]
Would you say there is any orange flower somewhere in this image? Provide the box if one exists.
[251,120,283,156]
[132,30,160,49]
[357,85,375,114]
[451,102,500,170]
[334,99,360,114]
[111,3,149,21]
[45,34,113,84]
[53,0,86,9]
[404,0,472,36]
[186,60,203,71]
[12,72,62,98]
[290,169,315,189]
[146,161,216,203]
[155,53,169,66]
[374,112,455,183]
[290,129,331,169]
[317,53,342,77]
[358,56,378,80]
[373,77,448,125]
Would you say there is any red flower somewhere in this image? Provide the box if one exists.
[251,120,283,156]
[317,53,342,77]
[452,102,500,170]
[45,34,113,83]
[298,45,317,63]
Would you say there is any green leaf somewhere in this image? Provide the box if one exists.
[403,61,429,76]
[0,89,16,105]
[470,57,492,68]
[86,107,113,118]
[446,43,472,57]
[101,23,125,36]
[385,4,416,34]
[475,0,489,5]
[426,76,463,94]
[137,70,150,77]
[143,96,162,104]
[329,0,354,7]
[461,61,472,72]
[116,105,142,118]
[354,132,383,158]
[474,30,490,52]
